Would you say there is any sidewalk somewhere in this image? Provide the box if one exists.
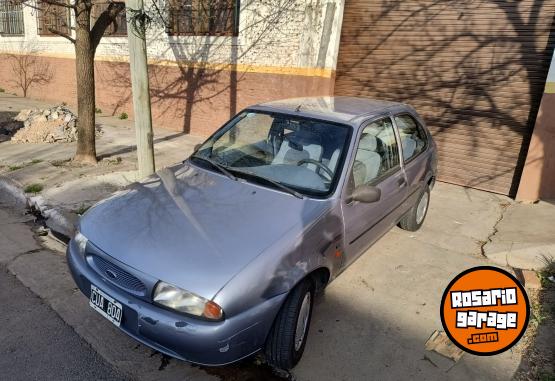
[0,94,202,237]
[484,201,555,271]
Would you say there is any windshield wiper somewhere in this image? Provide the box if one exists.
[191,155,237,181]
[229,169,304,199]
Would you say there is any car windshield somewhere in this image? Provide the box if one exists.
[191,110,351,197]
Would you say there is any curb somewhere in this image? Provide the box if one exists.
[0,176,77,241]
[0,176,28,209]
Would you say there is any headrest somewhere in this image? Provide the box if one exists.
[288,130,320,150]
[359,133,377,151]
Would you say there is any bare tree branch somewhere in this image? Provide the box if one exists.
[90,2,125,50]
[7,42,54,97]
[47,27,75,43]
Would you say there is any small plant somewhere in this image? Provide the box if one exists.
[24,183,43,193]
[119,112,128,120]
[537,256,555,288]
[50,159,70,167]
[95,107,102,114]
[9,160,42,171]
[61,101,67,106]
[0,87,5,93]
[105,156,123,165]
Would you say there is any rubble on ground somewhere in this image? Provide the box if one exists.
[4,105,102,144]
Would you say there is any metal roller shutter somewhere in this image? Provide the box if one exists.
[335,0,555,195]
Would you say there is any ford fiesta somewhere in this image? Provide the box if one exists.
[67,96,437,369]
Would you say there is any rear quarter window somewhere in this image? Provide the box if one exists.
[394,114,428,162]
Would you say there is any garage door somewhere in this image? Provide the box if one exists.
[335,0,555,195]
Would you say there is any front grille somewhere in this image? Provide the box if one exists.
[90,255,147,295]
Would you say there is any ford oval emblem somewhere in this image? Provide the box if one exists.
[105,270,117,279]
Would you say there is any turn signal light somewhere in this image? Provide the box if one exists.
[203,300,223,320]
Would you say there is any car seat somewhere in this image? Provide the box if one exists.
[272,130,323,171]
[352,134,381,186]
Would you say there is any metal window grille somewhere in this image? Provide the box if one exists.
[0,0,25,35]
[167,0,238,36]
[91,1,127,36]
[37,0,70,36]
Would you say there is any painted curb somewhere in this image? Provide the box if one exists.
[0,176,77,241]
[0,176,28,209]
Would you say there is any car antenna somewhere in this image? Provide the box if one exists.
[295,104,302,112]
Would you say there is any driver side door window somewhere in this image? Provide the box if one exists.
[350,117,400,190]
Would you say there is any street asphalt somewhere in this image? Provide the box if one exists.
[0,265,127,381]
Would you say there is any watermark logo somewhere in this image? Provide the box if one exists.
[440,266,530,355]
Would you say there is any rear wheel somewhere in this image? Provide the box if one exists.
[264,279,314,370]
[399,185,430,232]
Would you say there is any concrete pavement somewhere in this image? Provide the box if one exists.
[484,201,555,271]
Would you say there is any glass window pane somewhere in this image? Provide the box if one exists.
[394,114,427,162]
[352,118,399,188]
[168,0,237,36]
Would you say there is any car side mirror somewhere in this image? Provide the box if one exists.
[350,185,381,203]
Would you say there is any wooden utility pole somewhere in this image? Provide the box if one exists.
[126,0,155,178]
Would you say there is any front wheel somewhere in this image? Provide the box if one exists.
[264,279,314,370]
[398,185,430,232]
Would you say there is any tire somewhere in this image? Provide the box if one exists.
[264,279,315,370]
[398,185,430,232]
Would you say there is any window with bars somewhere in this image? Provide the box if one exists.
[92,1,127,36]
[37,1,70,36]
[0,0,25,35]
[167,0,238,36]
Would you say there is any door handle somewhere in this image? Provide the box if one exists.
[398,178,407,187]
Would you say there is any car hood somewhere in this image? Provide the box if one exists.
[80,162,329,299]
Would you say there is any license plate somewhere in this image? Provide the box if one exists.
[90,285,123,327]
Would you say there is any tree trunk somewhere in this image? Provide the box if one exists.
[73,6,97,164]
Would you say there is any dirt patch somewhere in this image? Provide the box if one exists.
[0,111,23,141]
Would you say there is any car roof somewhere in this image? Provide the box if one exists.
[248,96,413,126]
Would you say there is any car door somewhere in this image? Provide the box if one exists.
[341,116,408,266]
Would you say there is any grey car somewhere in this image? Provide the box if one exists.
[67,96,437,370]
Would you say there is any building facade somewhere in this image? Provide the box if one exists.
[0,0,344,136]
[0,0,554,200]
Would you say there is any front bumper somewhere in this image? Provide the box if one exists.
[66,240,286,366]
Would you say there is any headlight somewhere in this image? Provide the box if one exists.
[153,281,223,321]
[74,232,88,255]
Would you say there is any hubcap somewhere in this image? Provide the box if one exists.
[416,191,429,224]
[294,292,311,351]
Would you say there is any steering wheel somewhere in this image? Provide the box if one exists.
[296,159,334,180]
